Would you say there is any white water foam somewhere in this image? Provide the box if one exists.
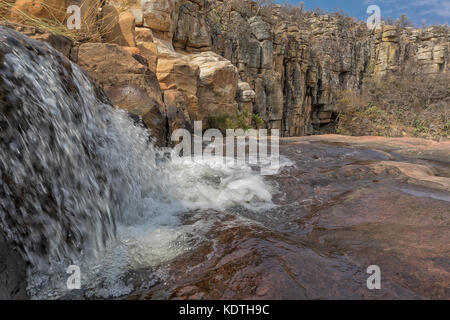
[26,109,277,299]
[0,28,280,299]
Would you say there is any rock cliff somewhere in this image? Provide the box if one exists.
[2,0,449,144]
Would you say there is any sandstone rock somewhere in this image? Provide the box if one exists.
[249,16,272,41]
[189,52,239,120]
[382,25,398,42]
[122,46,140,56]
[254,71,284,129]
[77,43,167,145]
[135,27,154,43]
[132,135,450,300]
[137,42,159,73]
[173,1,211,51]
[204,3,448,137]
[237,81,256,103]
[142,0,179,34]
[156,52,199,94]
[1,22,74,59]
[246,39,262,70]
[156,50,200,129]
[260,40,273,70]
[131,8,144,27]
[0,0,15,17]
[164,89,193,139]
[4,0,450,140]
[102,5,137,47]
[237,81,255,124]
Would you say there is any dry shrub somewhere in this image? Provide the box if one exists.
[0,0,132,42]
[335,90,402,137]
[337,71,450,139]
[0,0,77,40]
[279,2,306,26]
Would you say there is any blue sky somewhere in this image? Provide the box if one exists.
[278,0,449,26]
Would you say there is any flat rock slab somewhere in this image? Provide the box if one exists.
[130,135,449,300]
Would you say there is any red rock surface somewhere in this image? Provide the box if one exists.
[128,135,449,300]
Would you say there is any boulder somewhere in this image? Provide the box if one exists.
[135,27,154,43]
[130,8,144,27]
[142,0,179,35]
[156,50,200,124]
[164,89,194,140]
[189,52,239,119]
[137,42,159,73]
[102,5,137,47]
[77,43,167,145]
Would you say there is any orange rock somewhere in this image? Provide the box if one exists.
[123,46,140,56]
[101,5,136,47]
[142,0,178,33]
[77,43,167,145]
[137,42,158,73]
[189,52,239,120]
[135,27,154,44]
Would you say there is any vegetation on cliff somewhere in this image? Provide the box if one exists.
[0,0,448,141]
[336,71,450,140]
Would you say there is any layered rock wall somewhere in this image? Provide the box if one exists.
[2,0,449,143]
[204,1,448,135]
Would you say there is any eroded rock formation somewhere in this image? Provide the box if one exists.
[2,0,449,144]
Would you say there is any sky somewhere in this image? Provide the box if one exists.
[277,0,450,26]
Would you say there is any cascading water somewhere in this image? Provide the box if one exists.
[0,27,274,299]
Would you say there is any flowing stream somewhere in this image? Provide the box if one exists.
[2,27,449,300]
[0,27,274,299]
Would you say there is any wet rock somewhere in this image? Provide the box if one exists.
[129,135,449,300]
[78,42,167,145]
[0,26,122,268]
[0,22,74,59]
[0,231,28,300]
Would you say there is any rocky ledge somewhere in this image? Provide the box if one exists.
[126,135,450,300]
[2,0,448,144]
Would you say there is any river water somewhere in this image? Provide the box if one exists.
[1,26,448,300]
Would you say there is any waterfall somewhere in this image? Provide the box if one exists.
[0,27,273,298]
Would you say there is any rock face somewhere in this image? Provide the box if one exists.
[0,231,28,300]
[3,0,448,143]
[189,52,238,120]
[77,42,167,145]
[142,0,179,39]
[205,2,449,136]
[127,135,450,299]
[173,0,211,52]
[102,4,137,47]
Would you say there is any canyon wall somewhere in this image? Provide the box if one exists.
[2,0,449,144]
